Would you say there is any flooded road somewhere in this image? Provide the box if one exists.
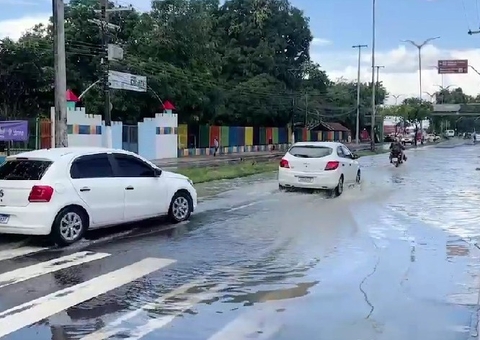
[0,145,480,339]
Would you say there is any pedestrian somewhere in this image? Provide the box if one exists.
[213,137,219,156]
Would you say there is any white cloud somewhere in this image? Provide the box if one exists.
[311,37,331,46]
[0,14,50,40]
[314,44,480,105]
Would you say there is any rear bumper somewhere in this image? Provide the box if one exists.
[0,204,55,236]
[278,168,339,189]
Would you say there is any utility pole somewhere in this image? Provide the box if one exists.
[370,0,376,151]
[53,0,67,147]
[304,93,308,127]
[402,36,440,144]
[375,65,384,142]
[100,0,111,148]
[352,44,367,144]
[375,65,384,85]
[90,1,130,148]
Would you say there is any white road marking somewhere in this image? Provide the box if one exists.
[226,202,258,212]
[0,251,110,289]
[0,246,48,262]
[81,277,211,340]
[208,308,283,340]
[0,257,175,338]
[82,268,246,340]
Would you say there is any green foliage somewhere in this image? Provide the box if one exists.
[0,0,389,129]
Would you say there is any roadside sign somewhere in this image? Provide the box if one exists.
[437,60,468,74]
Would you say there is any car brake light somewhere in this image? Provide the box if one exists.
[28,185,54,202]
[279,159,290,168]
[325,161,339,170]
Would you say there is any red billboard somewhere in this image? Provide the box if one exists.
[437,60,468,74]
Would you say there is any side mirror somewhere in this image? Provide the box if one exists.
[154,168,162,177]
[351,153,359,159]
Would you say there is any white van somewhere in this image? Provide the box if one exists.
[445,130,455,137]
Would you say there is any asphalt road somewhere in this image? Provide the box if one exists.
[0,145,480,339]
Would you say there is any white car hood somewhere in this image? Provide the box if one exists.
[161,170,190,181]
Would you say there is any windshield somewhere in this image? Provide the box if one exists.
[0,159,52,180]
[288,145,333,158]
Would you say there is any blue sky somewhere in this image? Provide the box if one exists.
[1,0,478,51]
[3,0,480,100]
[300,0,480,51]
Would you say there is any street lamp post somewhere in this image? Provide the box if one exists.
[352,44,368,144]
[402,37,440,143]
[375,65,384,142]
[370,0,376,151]
[392,94,401,105]
[424,92,436,103]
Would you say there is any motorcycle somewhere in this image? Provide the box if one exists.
[390,150,406,167]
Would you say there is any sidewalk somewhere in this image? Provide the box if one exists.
[153,142,374,168]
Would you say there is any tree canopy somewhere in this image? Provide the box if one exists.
[0,0,388,133]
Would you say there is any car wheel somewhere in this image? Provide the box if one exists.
[279,184,286,191]
[50,206,88,247]
[356,170,361,184]
[168,191,193,223]
[335,175,344,196]
[328,175,344,198]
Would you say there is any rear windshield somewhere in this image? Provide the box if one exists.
[288,145,333,158]
[0,159,52,180]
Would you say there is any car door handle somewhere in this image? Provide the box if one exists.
[125,186,134,190]
[79,187,90,192]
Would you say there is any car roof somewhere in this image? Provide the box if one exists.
[7,147,136,162]
[291,141,343,147]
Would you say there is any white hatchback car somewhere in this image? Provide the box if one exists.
[0,147,197,246]
[278,142,361,196]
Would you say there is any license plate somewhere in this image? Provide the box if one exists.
[298,176,313,183]
[392,157,398,162]
[0,214,9,224]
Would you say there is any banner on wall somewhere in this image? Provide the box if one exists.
[0,121,28,141]
[108,71,147,92]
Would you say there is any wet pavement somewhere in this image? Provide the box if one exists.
[0,145,480,339]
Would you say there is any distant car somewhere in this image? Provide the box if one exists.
[0,147,197,246]
[401,135,413,144]
[445,130,455,137]
[426,134,440,142]
[278,142,361,196]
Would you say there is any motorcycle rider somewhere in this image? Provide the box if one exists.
[389,137,405,163]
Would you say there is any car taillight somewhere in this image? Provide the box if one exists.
[279,159,290,168]
[28,185,54,202]
[325,161,339,170]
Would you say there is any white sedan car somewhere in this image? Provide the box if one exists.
[278,142,361,196]
[0,147,197,246]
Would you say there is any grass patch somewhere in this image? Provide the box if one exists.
[176,160,279,183]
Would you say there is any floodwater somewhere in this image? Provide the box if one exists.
[0,145,479,339]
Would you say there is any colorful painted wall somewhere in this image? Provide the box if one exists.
[176,125,350,157]
[47,105,350,160]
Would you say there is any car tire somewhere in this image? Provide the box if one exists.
[279,184,286,191]
[328,175,344,198]
[50,206,88,247]
[356,170,361,184]
[168,191,193,223]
